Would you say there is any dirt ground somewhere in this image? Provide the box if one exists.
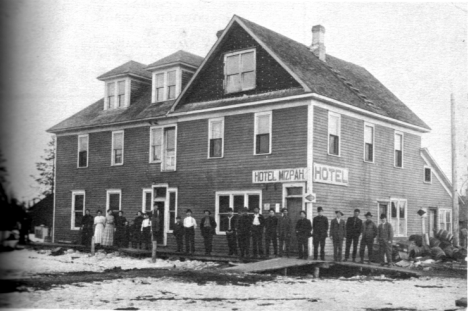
[0,249,466,310]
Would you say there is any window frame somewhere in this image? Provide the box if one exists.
[363,123,375,163]
[152,69,180,103]
[215,190,262,235]
[148,125,177,171]
[77,134,89,168]
[104,79,128,110]
[149,127,164,163]
[254,111,272,155]
[167,188,178,234]
[106,189,122,212]
[111,130,124,166]
[377,198,408,237]
[328,111,341,157]
[223,48,256,94]
[142,188,152,213]
[207,117,225,159]
[71,190,85,230]
[438,208,453,233]
[394,131,404,168]
[424,166,432,184]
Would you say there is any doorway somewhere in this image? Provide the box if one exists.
[428,208,437,237]
[283,183,305,253]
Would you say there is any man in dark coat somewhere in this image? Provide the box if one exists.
[278,208,292,257]
[250,207,265,258]
[80,209,94,247]
[236,207,251,259]
[173,216,184,253]
[200,210,217,256]
[115,211,127,248]
[360,212,377,263]
[295,211,312,259]
[264,208,278,258]
[221,208,237,256]
[344,208,363,262]
[330,211,346,262]
[312,206,329,260]
[377,213,394,266]
[132,211,144,249]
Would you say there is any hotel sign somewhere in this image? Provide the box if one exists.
[252,168,308,183]
[313,163,349,186]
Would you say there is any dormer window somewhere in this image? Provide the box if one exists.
[224,49,256,93]
[105,79,128,110]
[153,70,178,102]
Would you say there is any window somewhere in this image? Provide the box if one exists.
[71,191,85,230]
[112,131,124,165]
[364,124,374,162]
[328,112,341,156]
[106,80,126,109]
[106,190,121,212]
[149,126,177,171]
[394,132,403,168]
[142,189,152,213]
[167,71,176,100]
[424,166,432,183]
[215,191,261,234]
[224,49,256,93]
[378,199,407,237]
[155,73,164,102]
[438,209,452,233]
[77,135,88,168]
[107,82,115,109]
[117,81,125,108]
[254,112,271,155]
[208,118,224,158]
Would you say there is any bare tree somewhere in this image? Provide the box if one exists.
[31,136,55,198]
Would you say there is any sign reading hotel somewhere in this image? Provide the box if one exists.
[313,163,349,186]
[252,168,308,183]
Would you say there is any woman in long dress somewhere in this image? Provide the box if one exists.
[102,209,115,247]
[81,209,94,247]
[93,210,106,246]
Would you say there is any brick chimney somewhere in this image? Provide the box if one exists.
[310,25,326,62]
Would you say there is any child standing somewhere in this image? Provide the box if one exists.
[183,209,197,255]
[173,216,184,253]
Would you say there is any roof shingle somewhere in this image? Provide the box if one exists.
[146,50,204,70]
[97,60,152,80]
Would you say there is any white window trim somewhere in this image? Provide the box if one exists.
[328,111,341,157]
[223,48,256,94]
[377,198,408,237]
[149,126,163,164]
[152,68,181,103]
[149,125,177,171]
[167,187,178,234]
[104,78,130,110]
[106,189,122,211]
[363,122,375,163]
[71,190,85,230]
[394,131,404,169]
[215,190,262,235]
[111,130,124,166]
[207,117,225,159]
[77,134,89,168]
[142,188,152,213]
[254,111,272,155]
[438,208,453,233]
[424,166,432,184]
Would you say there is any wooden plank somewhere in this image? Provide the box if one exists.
[224,257,327,273]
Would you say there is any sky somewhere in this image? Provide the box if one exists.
[0,0,467,202]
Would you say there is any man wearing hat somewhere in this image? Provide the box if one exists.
[183,209,197,255]
[360,212,377,263]
[264,208,278,258]
[250,207,265,258]
[221,208,238,256]
[377,213,394,266]
[330,211,346,261]
[278,208,292,257]
[295,211,312,259]
[312,206,329,260]
[236,207,251,259]
[344,208,363,262]
[200,210,217,256]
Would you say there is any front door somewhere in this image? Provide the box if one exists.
[428,209,437,237]
[283,183,305,253]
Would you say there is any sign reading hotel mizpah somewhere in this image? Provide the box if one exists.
[252,168,308,183]
[313,163,349,186]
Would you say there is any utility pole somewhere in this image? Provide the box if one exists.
[451,93,459,247]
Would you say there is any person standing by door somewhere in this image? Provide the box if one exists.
[278,208,292,257]
[264,209,278,258]
[93,210,105,247]
[377,213,394,266]
[132,211,144,249]
[200,210,217,256]
[344,208,363,262]
[115,211,127,248]
[141,213,152,250]
[102,209,115,247]
[221,208,238,256]
[237,207,251,259]
[184,209,197,255]
[81,209,94,247]
[173,216,184,253]
[330,211,346,262]
[295,210,312,259]
[250,207,265,258]
[312,206,328,260]
[360,212,377,263]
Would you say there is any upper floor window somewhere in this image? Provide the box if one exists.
[424,166,432,183]
[167,71,176,100]
[149,126,177,171]
[106,80,127,109]
[224,49,256,93]
[153,70,177,102]
[77,135,89,168]
[364,124,374,162]
[328,112,341,156]
[112,131,124,166]
[155,73,165,102]
[394,132,403,168]
[208,118,224,158]
[71,191,85,230]
[254,112,271,155]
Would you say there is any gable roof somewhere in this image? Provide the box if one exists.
[420,147,452,198]
[97,60,152,81]
[146,50,204,70]
[172,15,430,131]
